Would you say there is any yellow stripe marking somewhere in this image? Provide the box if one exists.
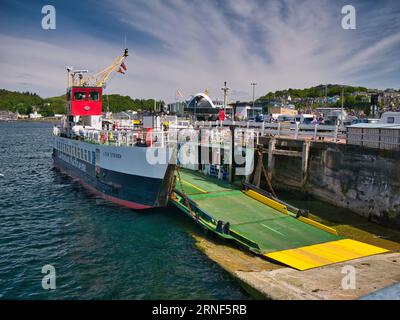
[245,189,288,214]
[181,179,207,193]
[298,216,338,236]
[265,239,389,270]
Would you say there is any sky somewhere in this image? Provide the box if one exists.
[0,0,399,102]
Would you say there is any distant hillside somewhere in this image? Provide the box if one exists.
[0,89,42,115]
[102,94,162,113]
[258,84,369,100]
[0,89,162,116]
[43,95,66,115]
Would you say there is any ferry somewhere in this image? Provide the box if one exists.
[52,49,175,209]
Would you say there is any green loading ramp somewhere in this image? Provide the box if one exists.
[170,169,388,270]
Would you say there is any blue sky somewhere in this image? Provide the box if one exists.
[0,0,399,102]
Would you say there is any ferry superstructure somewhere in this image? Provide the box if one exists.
[52,49,175,209]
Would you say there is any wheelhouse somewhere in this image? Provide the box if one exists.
[66,86,102,116]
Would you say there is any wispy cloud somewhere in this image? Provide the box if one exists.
[0,0,399,100]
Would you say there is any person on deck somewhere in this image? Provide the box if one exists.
[311,115,318,125]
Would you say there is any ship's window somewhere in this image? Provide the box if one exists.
[84,150,88,161]
[89,91,100,101]
[95,149,100,165]
[80,148,83,159]
[74,91,86,100]
[88,150,91,163]
[387,117,395,124]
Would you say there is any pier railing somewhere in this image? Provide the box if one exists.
[53,121,346,148]
[193,120,346,142]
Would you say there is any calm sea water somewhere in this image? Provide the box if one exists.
[0,121,249,299]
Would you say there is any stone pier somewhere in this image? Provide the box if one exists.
[257,137,400,229]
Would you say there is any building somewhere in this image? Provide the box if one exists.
[229,101,263,121]
[0,110,18,121]
[168,101,186,115]
[110,110,140,127]
[185,93,232,120]
[267,106,298,116]
[29,111,43,119]
[382,89,399,109]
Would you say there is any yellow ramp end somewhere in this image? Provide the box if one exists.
[265,239,389,271]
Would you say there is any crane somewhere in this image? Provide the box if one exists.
[67,48,128,88]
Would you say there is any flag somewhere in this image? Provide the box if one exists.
[117,68,125,74]
[120,62,127,71]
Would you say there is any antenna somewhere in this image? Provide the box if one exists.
[251,82,257,109]
[221,81,230,115]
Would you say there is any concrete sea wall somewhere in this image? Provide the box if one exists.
[259,138,400,229]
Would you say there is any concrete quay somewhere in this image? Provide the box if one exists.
[190,207,400,300]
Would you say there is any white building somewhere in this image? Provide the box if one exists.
[29,111,43,119]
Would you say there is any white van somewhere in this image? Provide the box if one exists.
[379,112,400,125]
[294,114,314,124]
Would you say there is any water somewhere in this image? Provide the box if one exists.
[0,121,249,299]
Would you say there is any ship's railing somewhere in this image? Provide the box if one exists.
[79,128,176,148]
[54,126,262,149]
